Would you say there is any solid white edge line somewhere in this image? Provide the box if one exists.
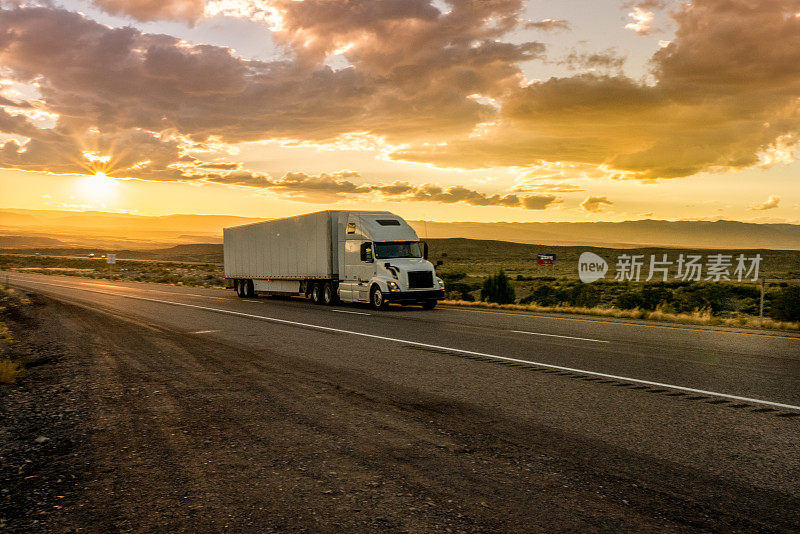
[10,275,800,412]
[511,330,609,344]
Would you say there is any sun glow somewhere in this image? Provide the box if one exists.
[77,171,118,203]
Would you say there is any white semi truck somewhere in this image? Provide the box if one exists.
[223,210,445,310]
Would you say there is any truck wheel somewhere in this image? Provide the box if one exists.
[422,299,437,310]
[311,282,324,304]
[245,279,255,298]
[235,280,246,298]
[370,286,388,310]
[322,282,336,305]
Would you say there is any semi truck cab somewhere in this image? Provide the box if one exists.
[338,213,444,309]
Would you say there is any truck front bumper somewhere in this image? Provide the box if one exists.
[385,289,445,302]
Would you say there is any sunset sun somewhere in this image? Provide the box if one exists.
[77,171,117,202]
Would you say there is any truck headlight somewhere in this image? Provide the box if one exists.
[438,279,445,290]
[387,281,400,292]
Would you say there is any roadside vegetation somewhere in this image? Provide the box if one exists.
[440,270,800,331]
[2,250,798,331]
[0,287,25,384]
[0,254,225,288]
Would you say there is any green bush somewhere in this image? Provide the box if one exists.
[615,291,645,310]
[569,284,601,307]
[481,270,515,304]
[770,285,800,322]
[520,285,557,306]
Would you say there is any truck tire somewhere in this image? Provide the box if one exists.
[235,280,246,298]
[244,279,255,298]
[322,282,336,305]
[422,299,437,310]
[311,282,324,304]
[370,286,388,310]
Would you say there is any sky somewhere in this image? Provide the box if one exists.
[0,0,798,223]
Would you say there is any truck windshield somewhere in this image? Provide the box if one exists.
[374,241,422,259]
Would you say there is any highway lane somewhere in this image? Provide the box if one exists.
[5,271,799,407]
[4,271,800,501]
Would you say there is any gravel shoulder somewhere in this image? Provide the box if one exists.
[1,292,799,532]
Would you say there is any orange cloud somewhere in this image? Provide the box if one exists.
[1,0,798,209]
[205,170,559,209]
[525,19,570,31]
[581,196,613,213]
[92,0,204,23]
[393,0,800,179]
[748,195,781,211]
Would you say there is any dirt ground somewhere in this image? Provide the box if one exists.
[1,292,799,532]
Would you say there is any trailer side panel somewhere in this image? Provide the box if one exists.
[223,211,333,280]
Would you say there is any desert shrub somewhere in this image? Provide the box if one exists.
[615,291,644,310]
[569,284,601,307]
[481,270,516,304]
[0,358,23,384]
[442,271,467,282]
[440,271,479,301]
[640,284,672,310]
[520,285,557,306]
[770,285,800,322]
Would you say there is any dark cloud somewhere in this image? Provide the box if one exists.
[374,182,415,195]
[410,184,520,207]
[621,0,668,9]
[523,195,559,210]
[581,196,613,212]
[394,0,800,179]
[91,0,204,23]
[525,19,570,31]
[0,2,558,210]
[515,182,585,193]
[196,162,241,170]
[0,4,543,144]
[205,170,558,209]
[561,50,625,72]
[2,0,796,200]
[0,95,30,107]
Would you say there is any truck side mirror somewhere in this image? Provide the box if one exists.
[436,260,443,267]
[422,241,429,259]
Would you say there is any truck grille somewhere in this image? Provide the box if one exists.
[407,270,433,289]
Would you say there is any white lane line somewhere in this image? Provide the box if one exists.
[10,276,800,412]
[74,282,230,300]
[512,330,609,344]
[186,293,227,300]
[331,309,371,316]
[191,330,220,334]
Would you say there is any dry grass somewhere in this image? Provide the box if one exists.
[0,358,23,384]
[0,321,13,344]
[0,289,23,384]
[441,300,800,332]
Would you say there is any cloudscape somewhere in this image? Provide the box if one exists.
[0,0,798,223]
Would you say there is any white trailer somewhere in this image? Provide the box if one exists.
[223,210,444,309]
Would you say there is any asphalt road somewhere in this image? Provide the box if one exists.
[4,271,800,531]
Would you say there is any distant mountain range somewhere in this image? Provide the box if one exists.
[409,220,800,250]
[1,208,798,250]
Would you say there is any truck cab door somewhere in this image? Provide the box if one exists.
[341,217,375,302]
[355,241,376,301]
